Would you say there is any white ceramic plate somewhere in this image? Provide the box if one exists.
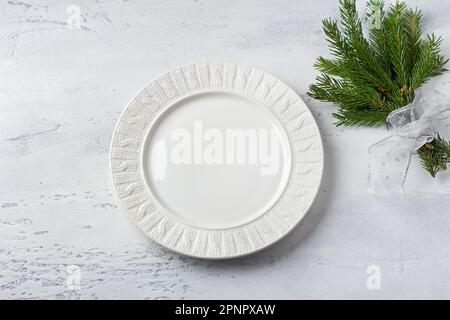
[110,62,323,259]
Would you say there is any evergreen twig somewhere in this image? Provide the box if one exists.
[418,135,450,177]
[308,0,450,177]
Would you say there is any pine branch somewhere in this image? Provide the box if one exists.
[385,1,409,89]
[418,135,450,177]
[308,0,450,178]
[307,0,447,126]
[404,8,423,76]
[410,34,448,90]
[367,0,390,72]
[333,109,388,126]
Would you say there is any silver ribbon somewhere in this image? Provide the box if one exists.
[368,88,450,194]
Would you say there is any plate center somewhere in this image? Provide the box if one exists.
[142,91,292,230]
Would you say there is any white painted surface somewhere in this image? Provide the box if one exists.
[0,0,449,299]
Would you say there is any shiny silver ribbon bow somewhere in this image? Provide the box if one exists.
[368,88,450,194]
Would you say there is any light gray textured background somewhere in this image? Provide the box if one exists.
[1,0,449,299]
